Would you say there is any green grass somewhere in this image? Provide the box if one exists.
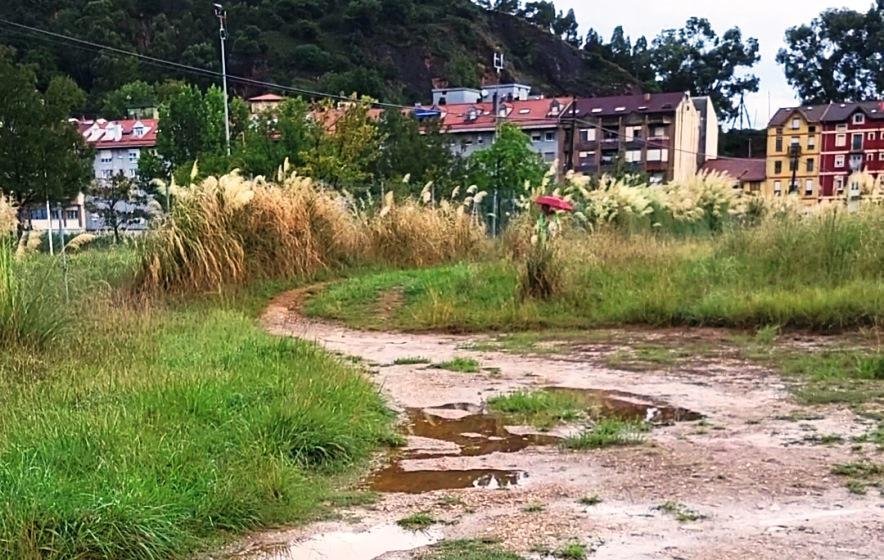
[396,512,437,531]
[393,356,432,365]
[656,501,706,522]
[305,211,884,333]
[433,357,480,373]
[578,495,602,506]
[562,419,648,450]
[831,461,883,495]
[0,251,396,559]
[555,542,588,559]
[422,540,523,560]
[487,390,583,429]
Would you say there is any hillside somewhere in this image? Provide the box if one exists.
[0,0,638,109]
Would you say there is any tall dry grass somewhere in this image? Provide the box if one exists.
[138,171,487,293]
[0,193,16,236]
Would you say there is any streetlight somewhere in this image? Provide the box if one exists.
[214,3,231,156]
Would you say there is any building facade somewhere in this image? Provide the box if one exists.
[568,92,706,184]
[819,102,884,199]
[701,158,766,193]
[765,106,825,199]
[436,97,572,163]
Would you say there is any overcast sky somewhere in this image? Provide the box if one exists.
[554,0,873,126]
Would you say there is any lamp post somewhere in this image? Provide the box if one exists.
[213,3,231,156]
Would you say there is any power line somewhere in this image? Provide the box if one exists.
[0,17,759,164]
[0,17,413,110]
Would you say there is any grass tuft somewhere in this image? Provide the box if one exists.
[433,357,480,373]
[422,539,523,560]
[563,419,648,450]
[656,501,706,522]
[393,356,432,365]
[578,495,602,506]
[488,390,583,428]
[396,512,437,531]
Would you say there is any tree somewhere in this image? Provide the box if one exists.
[0,53,91,218]
[302,99,382,192]
[101,81,157,119]
[85,172,156,243]
[374,111,457,195]
[778,3,884,103]
[233,97,318,178]
[467,123,546,200]
[650,18,760,121]
[154,84,228,177]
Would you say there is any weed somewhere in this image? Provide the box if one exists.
[578,495,602,506]
[422,539,522,560]
[563,419,647,450]
[394,356,431,365]
[488,390,583,429]
[831,462,882,478]
[397,512,437,531]
[555,541,588,559]
[656,501,706,522]
[434,357,480,373]
[846,480,868,495]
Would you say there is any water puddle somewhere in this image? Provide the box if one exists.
[366,389,700,494]
[543,387,703,424]
[367,467,528,493]
[261,523,441,560]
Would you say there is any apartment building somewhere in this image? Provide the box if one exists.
[78,118,158,181]
[436,97,573,162]
[567,92,709,184]
[819,101,884,199]
[765,106,825,199]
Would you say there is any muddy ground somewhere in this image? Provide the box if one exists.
[220,289,882,560]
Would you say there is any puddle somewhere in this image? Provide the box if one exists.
[543,387,703,424]
[262,523,441,560]
[366,390,699,494]
[368,467,528,493]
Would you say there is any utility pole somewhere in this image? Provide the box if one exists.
[214,3,232,156]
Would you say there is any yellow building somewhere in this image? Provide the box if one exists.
[765,105,825,201]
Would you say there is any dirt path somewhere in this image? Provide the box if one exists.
[228,289,882,560]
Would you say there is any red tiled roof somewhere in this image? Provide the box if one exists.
[574,92,688,118]
[78,118,158,149]
[701,158,766,183]
[248,93,285,102]
[436,97,572,132]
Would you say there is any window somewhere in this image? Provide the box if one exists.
[476,136,484,145]
[30,207,47,220]
[531,132,542,142]
[835,155,845,167]
[836,134,847,147]
[806,158,814,172]
[790,137,800,147]
[868,132,876,141]
[625,126,642,141]
[543,151,556,162]
[834,176,844,193]
[836,124,848,132]
[775,135,783,152]
[774,180,782,195]
[100,150,113,164]
[650,126,666,138]
[625,149,642,163]
[133,125,144,137]
[852,133,863,150]
[65,209,79,221]
[808,126,817,133]
[774,161,783,174]
[578,151,594,159]
[804,180,814,196]
[807,136,816,149]
[102,169,113,179]
[879,153,884,162]
[646,149,668,162]
[791,117,801,129]
[853,113,865,125]
[849,154,863,171]
[545,131,555,142]
[867,153,875,162]
[128,150,139,163]
[580,128,596,142]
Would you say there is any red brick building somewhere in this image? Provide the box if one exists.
[819,101,884,197]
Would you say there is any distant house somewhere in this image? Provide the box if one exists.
[78,118,158,182]
[568,92,712,184]
[247,93,285,114]
[433,97,573,163]
[701,158,766,194]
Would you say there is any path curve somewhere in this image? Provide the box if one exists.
[231,288,882,560]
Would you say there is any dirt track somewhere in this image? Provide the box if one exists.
[227,289,882,560]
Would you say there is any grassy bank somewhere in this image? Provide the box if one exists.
[0,251,396,559]
[305,210,883,332]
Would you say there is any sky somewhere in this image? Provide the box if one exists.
[554,0,873,127]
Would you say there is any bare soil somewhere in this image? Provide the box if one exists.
[223,289,883,560]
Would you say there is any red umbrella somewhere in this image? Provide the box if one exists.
[534,195,574,214]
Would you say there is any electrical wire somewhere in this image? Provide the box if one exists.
[0,17,759,164]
